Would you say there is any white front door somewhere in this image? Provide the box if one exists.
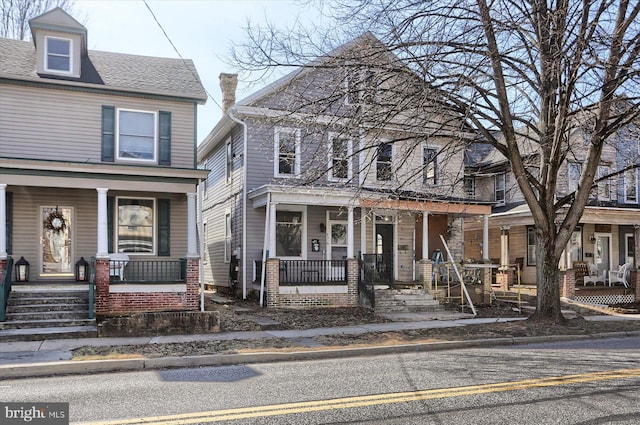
[41,206,73,276]
[594,234,611,276]
[327,220,347,279]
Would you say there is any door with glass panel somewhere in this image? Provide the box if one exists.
[41,206,73,276]
[327,220,347,280]
[594,234,611,278]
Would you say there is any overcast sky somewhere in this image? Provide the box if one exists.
[74,0,322,143]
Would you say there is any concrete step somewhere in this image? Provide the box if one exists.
[7,303,88,313]
[0,318,96,330]
[5,310,90,322]
[0,326,98,342]
[375,304,445,313]
[8,296,89,305]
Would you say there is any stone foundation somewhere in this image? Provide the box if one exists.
[98,311,220,337]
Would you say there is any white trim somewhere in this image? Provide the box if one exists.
[495,173,506,205]
[116,108,158,163]
[44,36,73,75]
[109,284,187,293]
[623,167,638,204]
[274,205,307,259]
[327,132,353,182]
[39,205,74,276]
[624,233,634,264]
[279,285,348,295]
[225,137,233,184]
[421,142,438,185]
[375,140,394,182]
[593,233,612,273]
[224,209,231,263]
[274,127,301,178]
[115,196,156,256]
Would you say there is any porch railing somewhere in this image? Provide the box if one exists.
[360,254,393,284]
[253,260,347,285]
[110,259,187,283]
[0,257,14,322]
[89,257,95,320]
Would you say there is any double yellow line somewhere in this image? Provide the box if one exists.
[78,368,640,424]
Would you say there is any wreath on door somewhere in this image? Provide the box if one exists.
[45,209,67,233]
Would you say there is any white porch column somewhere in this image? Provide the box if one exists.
[187,192,198,258]
[268,202,277,256]
[0,184,6,259]
[360,207,367,255]
[422,211,429,260]
[500,225,510,269]
[347,206,354,258]
[482,215,490,262]
[96,188,109,258]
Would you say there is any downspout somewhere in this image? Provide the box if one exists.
[227,107,248,299]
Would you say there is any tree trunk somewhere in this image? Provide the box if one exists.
[531,235,566,324]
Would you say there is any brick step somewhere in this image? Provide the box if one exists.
[7,303,88,313]
[0,326,98,342]
[0,318,95,330]
[4,309,89,321]
[10,291,89,299]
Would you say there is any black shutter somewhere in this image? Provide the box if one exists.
[158,199,170,256]
[158,111,171,166]
[102,106,115,162]
[107,196,114,253]
[5,191,12,255]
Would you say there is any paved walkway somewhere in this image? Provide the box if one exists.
[1,313,639,379]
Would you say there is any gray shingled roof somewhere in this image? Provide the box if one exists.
[0,37,207,103]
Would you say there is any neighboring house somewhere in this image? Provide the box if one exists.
[0,8,208,316]
[198,33,491,307]
[464,118,640,294]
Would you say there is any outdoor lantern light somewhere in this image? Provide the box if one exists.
[15,256,29,282]
[75,257,89,281]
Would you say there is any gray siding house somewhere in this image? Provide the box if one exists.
[464,117,640,303]
[198,34,491,307]
[0,8,208,316]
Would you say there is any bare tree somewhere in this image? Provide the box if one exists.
[1,0,76,40]
[232,0,640,322]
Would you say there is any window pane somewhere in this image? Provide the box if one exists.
[118,111,155,161]
[527,227,536,265]
[276,211,302,257]
[47,55,70,71]
[423,148,436,184]
[118,199,154,253]
[48,38,70,55]
[377,143,392,180]
[278,131,297,175]
[625,169,637,202]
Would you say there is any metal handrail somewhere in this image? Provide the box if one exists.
[0,257,14,322]
[279,259,347,285]
[89,257,95,320]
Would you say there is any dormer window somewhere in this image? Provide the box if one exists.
[45,36,72,74]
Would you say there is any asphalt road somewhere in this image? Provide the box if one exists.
[2,337,639,424]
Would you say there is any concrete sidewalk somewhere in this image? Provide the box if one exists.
[1,314,639,379]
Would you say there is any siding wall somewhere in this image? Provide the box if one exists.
[9,187,187,279]
[0,84,196,168]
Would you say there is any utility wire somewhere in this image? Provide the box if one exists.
[143,0,223,111]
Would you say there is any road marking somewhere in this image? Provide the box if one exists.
[77,368,640,424]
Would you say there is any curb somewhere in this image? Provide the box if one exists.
[3,331,639,379]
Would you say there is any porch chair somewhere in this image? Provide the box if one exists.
[573,261,588,286]
[584,262,606,285]
[608,262,631,288]
[109,253,130,281]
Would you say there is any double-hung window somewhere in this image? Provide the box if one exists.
[464,177,476,199]
[276,209,305,257]
[224,212,232,263]
[45,36,71,74]
[376,142,393,181]
[526,227,536,266]
[225,138,233,183]
[117,109,157,161]
[568,162,581,193]
[624,166,638,203]
[422,146,437,185]
[275,128,300,177]
[596,165,611,200]
[328,133,352,181]
[495,173,505,205]
[117,198,154,253]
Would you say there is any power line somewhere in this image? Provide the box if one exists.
[142,0,223,111]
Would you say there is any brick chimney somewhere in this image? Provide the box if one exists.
[219,73,238,114]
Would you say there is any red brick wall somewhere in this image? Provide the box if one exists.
[277,293,351,307]
[560,269,576,299]
[266,258,279,308]
[0,259,6,281]
[95,258,200,316]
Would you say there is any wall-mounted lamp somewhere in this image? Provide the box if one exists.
[589,235,597,244]
[319,222,326,233]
